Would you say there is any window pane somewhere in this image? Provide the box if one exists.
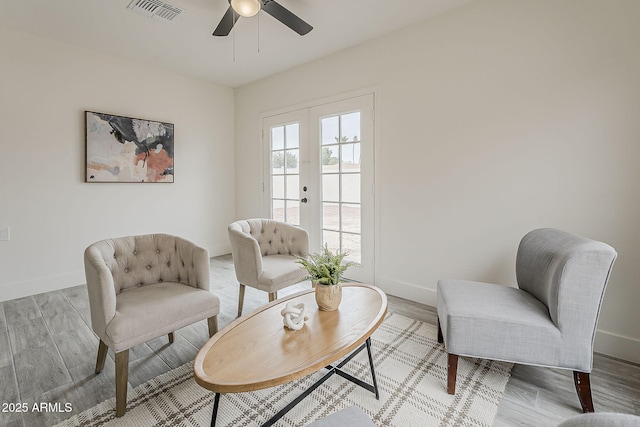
[272,175,284,199]
[323,230,341,255]
[322,174,339,203]
[343,233,361,264]
[321,146,339,173]
[271,126,284,150]
[272,151,285,174]
[285,149,299,171]
[322,202,340,231]
[342,203,361,233]
[341,174,360,203]
[286,174,299,199]
[321,116,339,145]
[341,143,360,172]
[341,112,360,142]
[272,199,285,222]
[287,200,300,225]
[285,123,299,149]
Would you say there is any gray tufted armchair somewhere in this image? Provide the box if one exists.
[228,219,309,316]
[84,233,220,417]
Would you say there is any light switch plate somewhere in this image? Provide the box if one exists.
[0,226,10,241]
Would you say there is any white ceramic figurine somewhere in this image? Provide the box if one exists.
[280,302,309,330]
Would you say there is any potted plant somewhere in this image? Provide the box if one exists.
[297,244,355,311]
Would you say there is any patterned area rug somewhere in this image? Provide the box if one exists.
[55,314,512,427]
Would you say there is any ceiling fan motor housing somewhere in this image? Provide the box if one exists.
[213,0,313,37]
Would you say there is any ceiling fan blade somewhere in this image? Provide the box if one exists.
[213,6,240,36]
[262,1,313,36]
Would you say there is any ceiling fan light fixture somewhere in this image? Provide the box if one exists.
[230,0,261,17]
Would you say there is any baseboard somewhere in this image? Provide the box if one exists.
[375,276,437,307]
[594,329,640,365]
[209,243,232,257]
[0,270,86,303]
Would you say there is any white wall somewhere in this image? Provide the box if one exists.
[0,27,236,302]
[235,0,640,363]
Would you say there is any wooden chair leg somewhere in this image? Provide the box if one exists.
[115,350,129,417]
[447,353,458,395]
[95,340,108,374]
[208,316,218,337]
[268,292,277,302]
[168,332,174,344]
[237,284,246,317]
[574,371,595,413]
[437,319,444,344]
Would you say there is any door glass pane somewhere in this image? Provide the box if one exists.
[285,149,299,170]
[272,199,285,222]
[286,124,299,148]
[341,112,360,142]
[321,116,339,145]
[287,200,300,226]
[322,202,340,231]
[341,174,360,203]
[322,174,339,202]
[271,126,284,150]
[323,230,341,254]
[272,152,285,174]
[272,175,285,199]
[286,174,299,199]
[321,146,339,173]
[341,143,361,172]
[343,233,361,264]
[342,204,361,233]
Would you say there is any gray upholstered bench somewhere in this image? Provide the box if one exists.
[306,406,375,427]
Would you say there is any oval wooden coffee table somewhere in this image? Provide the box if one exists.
[194,283,387,427]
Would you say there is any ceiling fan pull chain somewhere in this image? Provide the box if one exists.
[257,11,261,54]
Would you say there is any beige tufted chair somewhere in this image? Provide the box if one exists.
[228,219,309,316]
[84,233,220,417]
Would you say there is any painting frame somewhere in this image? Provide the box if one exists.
[85,111,174,183]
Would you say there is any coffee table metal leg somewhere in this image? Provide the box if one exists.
[210,393,220,427]
[260,339,380,426]
[365,337,380,400]
[334,344,376,394]
[262,369,336,427]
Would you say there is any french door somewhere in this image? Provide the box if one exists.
[263,94,374,283]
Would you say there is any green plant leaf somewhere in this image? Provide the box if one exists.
[296,243,353,286]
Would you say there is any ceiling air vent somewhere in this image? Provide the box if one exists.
[127,0,185,23]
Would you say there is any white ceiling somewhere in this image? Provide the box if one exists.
[0,0,474,87]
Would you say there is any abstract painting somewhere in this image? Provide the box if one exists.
[85,111,174,183]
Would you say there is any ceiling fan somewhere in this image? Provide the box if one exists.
[213,0,313,37]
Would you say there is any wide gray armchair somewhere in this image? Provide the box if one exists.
[84,233,220,417]
[228,219,309,316]
[437,228,616,413]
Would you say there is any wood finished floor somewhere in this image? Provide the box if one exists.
[0,254,638,427]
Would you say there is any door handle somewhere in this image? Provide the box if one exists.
[301,198,308,203]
